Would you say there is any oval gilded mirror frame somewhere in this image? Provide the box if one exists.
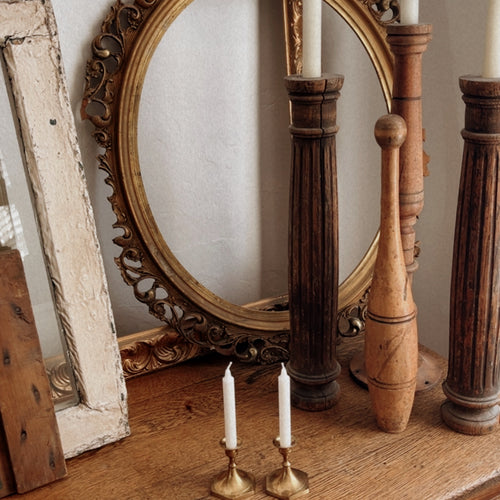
[82,0,398,372]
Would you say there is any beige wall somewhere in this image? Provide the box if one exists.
[417,0,488,356]
[1,0,488,358]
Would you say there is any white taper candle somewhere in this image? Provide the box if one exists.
[302,0,322,78]
[223,362,238,450]
[399,0,419,25]
[278,363,292,448]
[483,0,500,78]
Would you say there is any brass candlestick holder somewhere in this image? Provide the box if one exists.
[210,439,255,500]
[265,437,309,499]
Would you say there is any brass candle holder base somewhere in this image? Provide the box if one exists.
[211,439,255,500]
[265,437,309,499]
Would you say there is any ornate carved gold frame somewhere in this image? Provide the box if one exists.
[82,0,398,377]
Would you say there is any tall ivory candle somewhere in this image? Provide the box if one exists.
[302,0,322,78]
[278,363,292,448]
[223,362,237,450]
[483,0,500,78]
[399,0,419,25]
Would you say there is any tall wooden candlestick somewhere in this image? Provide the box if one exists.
[365,114,418,433]
[285,75,343,411]
[387,23,432,279]
[441,77,500,435]
[350,23,440,393]
[387,23,444,391]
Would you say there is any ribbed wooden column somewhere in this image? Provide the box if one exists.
[285,75,343,411]
[441,77,500,435]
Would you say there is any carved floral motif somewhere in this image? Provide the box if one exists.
[338,289,369,338]
[365,0,400,24]
[120,330,205,378]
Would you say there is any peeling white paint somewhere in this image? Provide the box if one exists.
[0,0,128,458]
[0,0,52,41]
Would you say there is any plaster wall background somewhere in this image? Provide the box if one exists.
[0,0,489,359]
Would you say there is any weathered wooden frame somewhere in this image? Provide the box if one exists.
[0,0,129,458]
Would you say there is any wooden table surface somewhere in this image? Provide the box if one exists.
[13,336,500,499]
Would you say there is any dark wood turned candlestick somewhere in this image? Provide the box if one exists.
[285,75,343,411]
[441,76,500,435]
[387,23,432,278]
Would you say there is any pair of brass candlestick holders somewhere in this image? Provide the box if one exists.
[210,438,308,500]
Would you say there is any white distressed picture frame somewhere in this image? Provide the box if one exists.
[0,0,129,458]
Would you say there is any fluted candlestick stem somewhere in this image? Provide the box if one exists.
[285,75,343,412]
[442,76,500,435]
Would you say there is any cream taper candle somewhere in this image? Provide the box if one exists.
[223,362,237,450]
[302,0,322,78]
[483,0,500,78]
[278,363,292,448]
[400,0,419,25]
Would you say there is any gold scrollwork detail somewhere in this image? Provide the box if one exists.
[82,0,160,140]
[365,0,400,25]
[338,288,369,337]
[120,328,204,378]
[45,356,77,407]
[46,286,369,392]
[283,0,398,76]
[283,0,302,75]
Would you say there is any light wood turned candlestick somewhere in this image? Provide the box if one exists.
[441,77,500,435]
[350,23,441,394]
[387,24,443,391]
[365,114,418,433]
[285,75,343,412]
[387,23,432,279]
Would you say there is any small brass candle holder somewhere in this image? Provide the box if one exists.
[210,438,255,500]
[265,437,309,499]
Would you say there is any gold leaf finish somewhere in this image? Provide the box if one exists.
[119,327,205,378]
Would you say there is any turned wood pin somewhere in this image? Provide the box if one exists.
[365,114,418,433]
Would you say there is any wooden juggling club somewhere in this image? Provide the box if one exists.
[365,114,418,433]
